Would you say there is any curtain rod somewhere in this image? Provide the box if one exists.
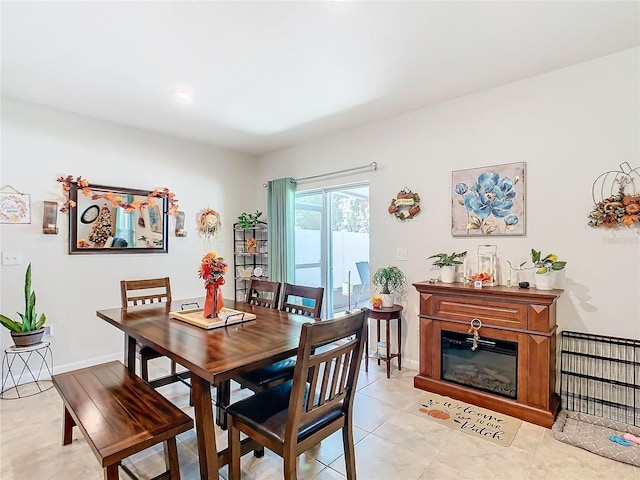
[263,162,377,188]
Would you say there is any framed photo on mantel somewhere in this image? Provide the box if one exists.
[451,162,525,237]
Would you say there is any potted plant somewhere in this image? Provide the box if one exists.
[531,249,567,290]
[372,266,406,307]
[427,251,467,283]
[0,263,47,347]
[237,210,263,230]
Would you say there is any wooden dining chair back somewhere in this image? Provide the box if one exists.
[246,278,281,309]
[120,277,187,390]
[227,309,367,480]
[280,283,324,318]
[120,277,172,307]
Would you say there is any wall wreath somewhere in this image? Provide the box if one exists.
[388,187,421,220]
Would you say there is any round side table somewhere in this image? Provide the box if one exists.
[1,341,54,399]
[365,305,403,378]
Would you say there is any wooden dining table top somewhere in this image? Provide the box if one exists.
[96,297,317,385]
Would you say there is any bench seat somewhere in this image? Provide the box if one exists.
[52,361,193,480]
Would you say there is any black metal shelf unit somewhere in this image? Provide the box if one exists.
[559,330,639,426]
[233,221,268,301]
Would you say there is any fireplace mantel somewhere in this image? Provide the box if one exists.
[413,281,563,428]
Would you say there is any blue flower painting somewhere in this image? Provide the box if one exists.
[452,162,525,236]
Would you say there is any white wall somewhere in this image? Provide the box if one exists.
[258,48,640,369]
[0,98,259,371]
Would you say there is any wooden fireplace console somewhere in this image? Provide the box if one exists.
[413,281,563,428]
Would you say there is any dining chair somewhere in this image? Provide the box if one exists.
[236,284,324,394]
[226,309,367,480]
[120,277,188,389]
[246,278,281,309]
[280,283,324,318]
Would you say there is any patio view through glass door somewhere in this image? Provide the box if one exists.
[294,183,369,318]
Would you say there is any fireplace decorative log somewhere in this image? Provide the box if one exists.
[413,281,563,428]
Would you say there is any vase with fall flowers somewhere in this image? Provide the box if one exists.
[245,237,258,253]
[199,251,227,318]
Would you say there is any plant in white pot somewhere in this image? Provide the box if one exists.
[531,249,566,290]
[372,266,406,307]
[427,251,467,283]
[0,263,47,347]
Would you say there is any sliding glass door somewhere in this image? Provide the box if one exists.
[294,183,369,318]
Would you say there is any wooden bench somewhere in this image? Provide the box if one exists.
[52,361,193,480]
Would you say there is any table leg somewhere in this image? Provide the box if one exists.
[364,314,369,372]
[398,315,402,371]
[385,319,391,379]
[192,375,219,479]
[126,335,136,375]
[376,320,381,366]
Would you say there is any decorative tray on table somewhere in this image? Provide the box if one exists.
[170,308,256,329]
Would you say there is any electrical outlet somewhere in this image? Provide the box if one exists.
[43,325,53,337]
[396,248,408,261]
[1,251,22,266]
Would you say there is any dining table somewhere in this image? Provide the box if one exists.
[97,297,317,480]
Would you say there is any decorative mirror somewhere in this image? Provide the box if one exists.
[68,183,169,254]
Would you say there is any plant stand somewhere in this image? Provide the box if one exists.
[1,342,53,399]
[364,305,403,379]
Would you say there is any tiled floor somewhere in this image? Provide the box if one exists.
[1,361,638,480]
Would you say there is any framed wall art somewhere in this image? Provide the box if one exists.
[451,162,525,236]
[0,187,31,224]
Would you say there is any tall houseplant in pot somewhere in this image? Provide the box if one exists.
[0,263,47,347]
[372,266,406,307]
[428,251,467,283]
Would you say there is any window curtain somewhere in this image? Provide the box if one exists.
[267,178,296,284]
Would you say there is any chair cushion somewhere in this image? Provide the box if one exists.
[226,381,344,445]
[238,358,296,387]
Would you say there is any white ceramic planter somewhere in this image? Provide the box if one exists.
[535,271,557,290]
[380,293,395,307]
[440,265,456,283]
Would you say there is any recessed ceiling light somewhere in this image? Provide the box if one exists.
[173,88,191,101]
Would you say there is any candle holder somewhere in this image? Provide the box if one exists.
[476,245,497,286]
[42,201,58,234]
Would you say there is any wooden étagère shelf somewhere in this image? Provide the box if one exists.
[413,281,563,428]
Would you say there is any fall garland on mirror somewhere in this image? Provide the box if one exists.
[56,175,180,215]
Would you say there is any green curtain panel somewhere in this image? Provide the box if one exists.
[267,178,296,283]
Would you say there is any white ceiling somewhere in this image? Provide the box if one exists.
[2,1,639,156]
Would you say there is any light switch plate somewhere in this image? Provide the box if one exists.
[2,251,22,266]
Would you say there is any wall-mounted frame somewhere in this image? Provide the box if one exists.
[68,183,169,254]
[0,190,30,224]
[452,162,525,236]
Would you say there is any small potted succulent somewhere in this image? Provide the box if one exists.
[372,266,406,307]
[427,251,467,283]
[0,263,47,347]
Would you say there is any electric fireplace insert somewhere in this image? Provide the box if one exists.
[441,330,518,399]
